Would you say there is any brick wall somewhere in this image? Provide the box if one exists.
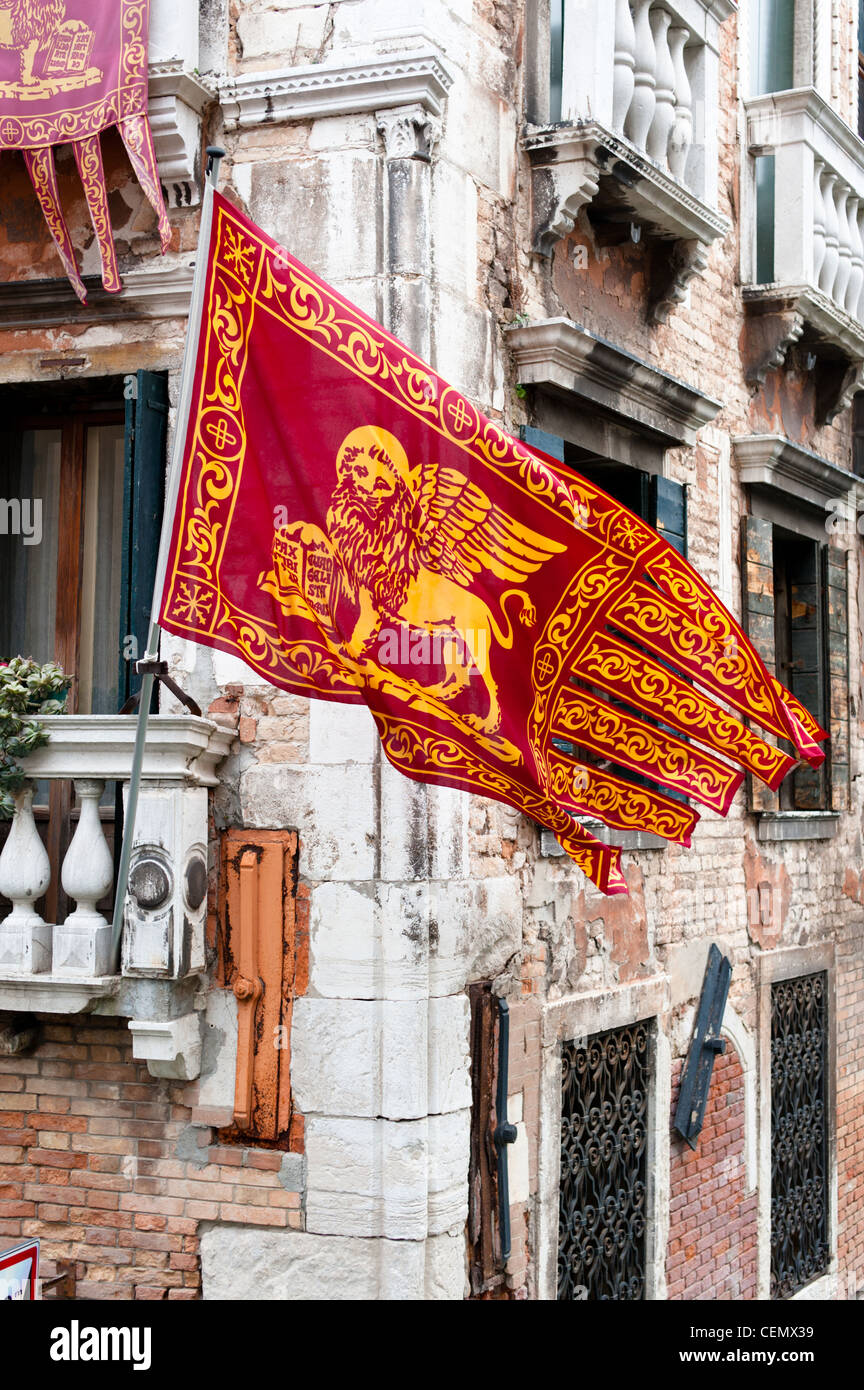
[0,1016,303,1300]
[667,1047,757,1301]
[836,920,864,1297]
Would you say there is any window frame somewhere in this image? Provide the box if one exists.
[537,976,671,1300]
[757,943,837,1300]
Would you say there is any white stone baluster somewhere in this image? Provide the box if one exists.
[812,159,827,288]
[0,783,52,973]
[54,779,114,976]
[612,0,637,131]
[647,6,675,165]
[625,0,656,151]
[833,181,853,310]
[856,205,864,324]
[667,25,692,182]
[818,169,840,299]
[845,195,864,317]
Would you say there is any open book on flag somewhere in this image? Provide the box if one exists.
[156,192,825,895]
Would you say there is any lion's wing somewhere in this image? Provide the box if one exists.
[416,461,566,586]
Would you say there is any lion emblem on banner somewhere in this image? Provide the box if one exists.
[260,426,565,752]
[0,1,100,94]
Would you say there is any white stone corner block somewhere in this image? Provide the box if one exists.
[0,920,52,975]
[129,1013,202,1080]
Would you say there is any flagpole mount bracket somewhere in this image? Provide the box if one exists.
[119,660,202,718]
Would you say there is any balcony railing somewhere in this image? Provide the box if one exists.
[525,0,733,319]
[743,89,864,413]
[0,715,233,1072]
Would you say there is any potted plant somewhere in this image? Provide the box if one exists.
[0,658,70,820]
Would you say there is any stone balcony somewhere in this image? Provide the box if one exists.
[743,89,864,418]
[0,716,233,1077]
[524,0,734,322]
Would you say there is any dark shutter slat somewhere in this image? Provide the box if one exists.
[651,475,687,557]
[520,425,565,462]
[119,371,168,708]
[742,517,778,813]
[824,546,850,811]
[790,542,825,810]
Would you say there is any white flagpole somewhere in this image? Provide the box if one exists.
[109,146,225,970]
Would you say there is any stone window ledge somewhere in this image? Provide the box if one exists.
[539,824,666,857]
[506,317,721,447]
[756,812,840,843]
[0,261,196,331]
[733,433,858,513]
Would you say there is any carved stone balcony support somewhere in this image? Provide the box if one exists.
[0,716,233,1076]
[524,0,733,319]
[743,89,864,419]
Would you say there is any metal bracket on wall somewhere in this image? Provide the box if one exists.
[494,998,518,1261]
[673,943,732,1150]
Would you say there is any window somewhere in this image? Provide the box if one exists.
[772,530,825,810]
[522,428,687,555]
[770,973,829,1297]
[751,0,794,96]
[742,517,848,816]
[859,0,864,139]
[558,1022,650,1300]
[0,372,167,924]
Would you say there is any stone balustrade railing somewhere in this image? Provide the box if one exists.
[744,89,864,374]
[613,0,695,184]
[524,0,732,310]
[0,716,233,986]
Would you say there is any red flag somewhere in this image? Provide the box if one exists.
[0,0,170,302]
[159,194,825,895]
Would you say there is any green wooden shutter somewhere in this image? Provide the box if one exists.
[787,540,825,810]
[650,475,687,557]
[119,371,168,707]
[520,425,565,462]
[742,516,778,812]
[824,545,850,811]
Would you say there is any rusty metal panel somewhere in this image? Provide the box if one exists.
[218,829,303,1145]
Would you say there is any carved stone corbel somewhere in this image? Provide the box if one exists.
[529,157,601,257]
[376,103,442,161]
[649,238,710,326]
[742,305,806,385]
[817,359,864,425]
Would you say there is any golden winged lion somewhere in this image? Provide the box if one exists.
[322,425,566,736]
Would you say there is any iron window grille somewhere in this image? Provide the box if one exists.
[557,1021,650,1300]
[770,972,830,1298]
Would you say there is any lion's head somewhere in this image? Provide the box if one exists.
[328,426,422,615]
[9,0,66,49]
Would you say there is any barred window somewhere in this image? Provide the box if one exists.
[558,1022,650,1300]
[770,973,830,1297]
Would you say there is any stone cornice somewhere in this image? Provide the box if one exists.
[148,59,215,114]
[505,318,722,447]
[745,87,864,175]
[732,433,857,511]
[0,262,196,330]
[220,50,454,130]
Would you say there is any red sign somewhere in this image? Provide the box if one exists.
[0,1240,39,1300]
